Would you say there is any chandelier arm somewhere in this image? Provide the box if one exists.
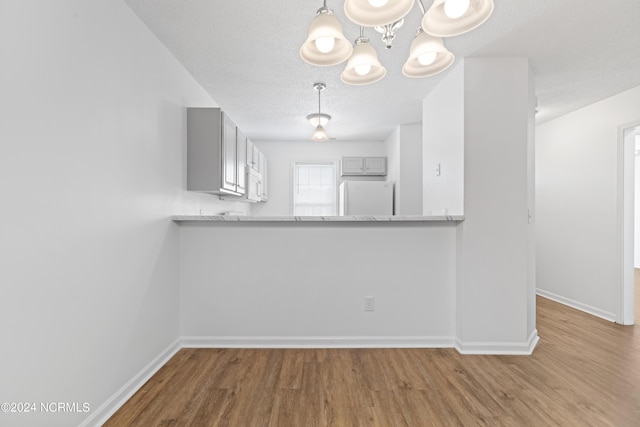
[417,0,427,15]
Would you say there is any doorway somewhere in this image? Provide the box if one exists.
[620,123,640,325]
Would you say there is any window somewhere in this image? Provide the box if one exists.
[292,162,337,216]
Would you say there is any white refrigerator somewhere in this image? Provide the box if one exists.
[339,181,394,215]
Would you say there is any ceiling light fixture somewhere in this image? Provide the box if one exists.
[341,27,387,85]
[310,83,330,141]
[300,0,354,66]
[300,0,494,83]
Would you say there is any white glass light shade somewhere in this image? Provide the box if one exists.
[311,125,330,141]
[344,0,415,27]
[306,113,332,127]
[340,42,386,85]
[300,13,353,66]
[422,0,494,37]
[402,31,454,78]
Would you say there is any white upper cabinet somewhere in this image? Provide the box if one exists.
[341,156,387,176]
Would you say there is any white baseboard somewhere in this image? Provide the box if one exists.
[79,338,181,427]
[536,289,617,322]
[455,329,539,355]
[181,335,456,349]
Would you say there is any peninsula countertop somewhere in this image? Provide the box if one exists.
[172,214,464,222]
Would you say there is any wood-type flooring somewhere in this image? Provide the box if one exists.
[105,272,640,426]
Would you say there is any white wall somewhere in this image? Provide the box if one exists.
[180,222,457,344]
[398,123,424,215]
[385,123,423,215]
[0,2,248,426]
[536,86,640,321]
[385,127,401,212]
[251,140,387,216]
[636,134,640,268]
[455,58,536,352]
[423,61,464,216]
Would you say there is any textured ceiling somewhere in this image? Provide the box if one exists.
[123,0,640,141]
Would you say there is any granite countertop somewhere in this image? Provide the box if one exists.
[172,214,464,222]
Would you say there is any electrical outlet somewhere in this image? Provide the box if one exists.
[364,296,375,312]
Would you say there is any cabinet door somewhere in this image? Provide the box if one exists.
[364,157,387,175]
[260,152,268,201]
[253,144,261,172]
[246,138,255,169]
[341,157,364,175]
[221,113,237,193]
[246,170,261,202]
[236,129,246,195]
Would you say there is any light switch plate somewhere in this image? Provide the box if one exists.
[364,296,374,312]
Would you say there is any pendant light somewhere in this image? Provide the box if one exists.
[422,0,494,37]
[402,29,454,78]
[312,125,330,141]
[300,1,353,66]
[341,28,386,85]
[344,0,415,27]
[310,83,330,141]
[306,113,332,127]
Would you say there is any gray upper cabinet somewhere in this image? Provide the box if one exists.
[341,156,387,176]
[187,107,246,196]
[341,157,365,175]
[363,157,387,175]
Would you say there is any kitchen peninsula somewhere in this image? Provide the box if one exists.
[175,214,463,349]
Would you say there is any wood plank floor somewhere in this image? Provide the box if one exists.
[105,275,640,426]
